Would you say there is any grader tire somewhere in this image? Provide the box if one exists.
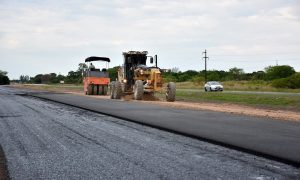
[113,81,122,99]
[166,82,176,102]
[110,82,115,99]
[134,80,144,100]
[87,85,93,95]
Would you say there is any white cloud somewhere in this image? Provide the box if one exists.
[0,0,299,79]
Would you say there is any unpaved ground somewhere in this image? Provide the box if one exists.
[0,146,9,180]
[10,84,300,122]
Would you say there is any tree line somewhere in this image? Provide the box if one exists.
[163,65,299,88]
[17,63,119,84]
[17,64,299,89]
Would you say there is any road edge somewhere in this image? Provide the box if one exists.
[0,145,10,180]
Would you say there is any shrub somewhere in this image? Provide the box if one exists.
[271,73,300,89]
[265,65,296,80]
[192,76,204,85]
[0,75,10,85]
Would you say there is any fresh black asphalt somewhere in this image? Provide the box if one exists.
[1,86,299,179]
[29,91,300,166]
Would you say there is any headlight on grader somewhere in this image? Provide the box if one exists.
[146,79,152,85]
[139,69,144,75]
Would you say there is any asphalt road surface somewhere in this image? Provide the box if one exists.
[29,89,300,165]
[0,86,300,179]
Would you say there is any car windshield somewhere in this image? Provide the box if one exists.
[210,82,221,85]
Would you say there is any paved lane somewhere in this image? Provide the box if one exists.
[26,89,300,165]
[0,87,299,179]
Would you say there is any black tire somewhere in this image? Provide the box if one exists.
[210,87,212,92]
[205,87,207,92]
[113,81,122,99]
[110,82,115,99]
[93,85,99,95]
[87,85,93,95]
[166,82,176,102]
[134,80,144,100]
[103,85,108,95]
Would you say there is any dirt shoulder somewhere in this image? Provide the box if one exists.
[0,145,9,180]
[11,84,300,122]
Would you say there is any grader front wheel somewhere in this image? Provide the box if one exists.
[134,80,144,100]
[113,81,122,99]
[166,82,176,102]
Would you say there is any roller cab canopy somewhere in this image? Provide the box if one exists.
[85,56,110,63]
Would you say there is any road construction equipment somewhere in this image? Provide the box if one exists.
[83,56,110,95]
[110,51,176,101]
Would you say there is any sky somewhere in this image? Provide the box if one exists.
[0,0,299,79]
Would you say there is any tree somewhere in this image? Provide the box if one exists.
[32,74,43,84]
[19,75,30,83]
[107,66,119,81]
[265,65,296,80]
[0,70,7,76]
[0,70,10,85]
[41,74,51,84]
[228,67,245,80]
[65,71,82,84]
[171,67,180,73]
[77,63,88,74]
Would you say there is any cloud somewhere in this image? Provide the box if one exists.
[0,0,299,79]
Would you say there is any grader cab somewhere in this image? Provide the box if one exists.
[83,56,110,95]
[110,51,176,102]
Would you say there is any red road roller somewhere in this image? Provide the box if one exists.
[83,56,110,95]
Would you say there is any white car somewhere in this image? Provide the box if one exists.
[204,81,223,91]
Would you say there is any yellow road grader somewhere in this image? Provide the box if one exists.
[110,51,176,102]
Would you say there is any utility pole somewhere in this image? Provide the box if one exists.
[202,49,209,83]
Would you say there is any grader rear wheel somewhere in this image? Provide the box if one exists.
[166,82,176,102]
[110,82,115,99]
[134,80,144,100]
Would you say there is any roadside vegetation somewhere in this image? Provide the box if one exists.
[0,70,10,85]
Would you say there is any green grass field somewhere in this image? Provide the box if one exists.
[176,81,300,93]
[171,89,300,111]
